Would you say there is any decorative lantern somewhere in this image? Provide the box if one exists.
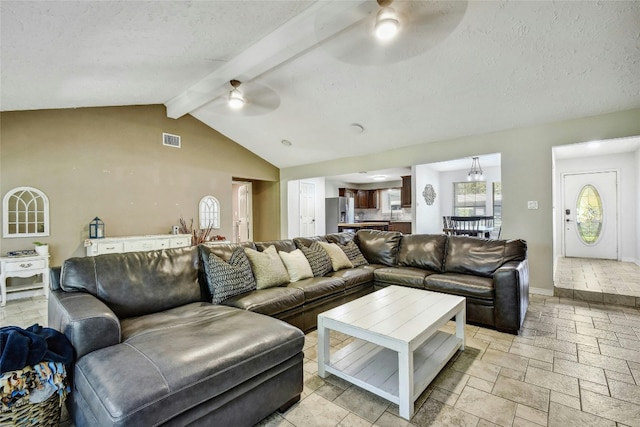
[89,217,105,239]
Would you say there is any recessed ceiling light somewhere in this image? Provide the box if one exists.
[372,175,387,181]
[281,139,292,147]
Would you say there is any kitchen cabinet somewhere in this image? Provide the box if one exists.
[389,222,412,234]
[339,188,357,200]
[401,176,412,208]
[354,190,378,209]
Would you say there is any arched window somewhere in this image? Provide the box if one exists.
[3,187,50,237]
[199,196,220,229]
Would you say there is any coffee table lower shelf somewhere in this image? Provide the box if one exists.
[322,330,462,410]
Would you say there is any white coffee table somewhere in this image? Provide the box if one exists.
[317,285,465,420]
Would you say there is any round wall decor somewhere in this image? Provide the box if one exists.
[422,184,437,206]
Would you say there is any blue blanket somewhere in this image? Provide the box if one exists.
[0,324,74,373]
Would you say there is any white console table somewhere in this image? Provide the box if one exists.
[84,234,192,256]
[0,254,50,306]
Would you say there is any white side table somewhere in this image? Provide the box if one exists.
[0,255,50,306]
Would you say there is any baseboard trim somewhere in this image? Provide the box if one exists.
[530,287,554,296]
[621,257,640,266]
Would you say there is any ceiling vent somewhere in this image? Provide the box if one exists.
[162,132,181,148]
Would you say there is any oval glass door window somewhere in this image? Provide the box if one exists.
[575,184,603,244]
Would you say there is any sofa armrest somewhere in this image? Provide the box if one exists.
[48,289,121,359]
[493,260,529,334]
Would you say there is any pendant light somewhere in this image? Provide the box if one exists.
[228,80,246,110]
[375,0,400,41]
[467,157,484,181]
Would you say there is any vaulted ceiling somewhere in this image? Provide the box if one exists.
[2,1,639,168]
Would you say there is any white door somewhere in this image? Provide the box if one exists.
[299,182,316,237]
[233,182,252,243]
[563,171,617,259]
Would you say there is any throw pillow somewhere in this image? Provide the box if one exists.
[338,240,369,267]
[300,242,333,277]
[244,245,290,289]
[318,242,353,271]
[279,249,313,282]
[204,247,256,304]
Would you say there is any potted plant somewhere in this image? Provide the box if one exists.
[33,241,49,256]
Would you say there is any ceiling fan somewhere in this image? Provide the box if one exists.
[202,79,281,116]
[314,0,469,66]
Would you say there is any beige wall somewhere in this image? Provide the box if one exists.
[280,108,640,294]
[0,105,280,265]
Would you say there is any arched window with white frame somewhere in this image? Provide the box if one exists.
[199,196,220,229]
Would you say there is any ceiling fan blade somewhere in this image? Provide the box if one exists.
[315,0,468,66]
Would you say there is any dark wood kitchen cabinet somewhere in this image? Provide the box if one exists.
[401,176,412,208]
[389,222,412,234]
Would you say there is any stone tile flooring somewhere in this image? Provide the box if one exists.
[554,257,640,307]
[3,293,640,426]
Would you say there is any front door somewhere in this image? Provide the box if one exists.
[563,171,618,259]
[299,182,316,237]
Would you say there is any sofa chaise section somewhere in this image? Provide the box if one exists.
[49,247,304,427]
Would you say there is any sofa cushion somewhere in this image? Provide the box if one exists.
[355,230,402,267]
[325,232,356,245]
[299,242,333,277]
[199,242,257,262]
[79,304,303,427]
[318,242,353,271]
[204,248,256,304]
[222,287,305,316]
[425,273,494,300]
[444,236,509,277]
[255,239,297,253]
[337,240,369,267]
[61,247,201,319]
[287,276,345,302]
[397,234,447,273]
[245,246,290,289]
[293,236,328,249]
[327,267,374,289]
[374,267,431,289]
[279,249,313,282]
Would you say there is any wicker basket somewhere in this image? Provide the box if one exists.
[0,391,62,426]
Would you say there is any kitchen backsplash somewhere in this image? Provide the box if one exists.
[355,208,412,221]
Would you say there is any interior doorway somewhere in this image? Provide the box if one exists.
[232,181,253,243]
[562,171,618,260]
[299,181,316,237]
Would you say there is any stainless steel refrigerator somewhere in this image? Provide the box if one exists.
[325,197,354,233]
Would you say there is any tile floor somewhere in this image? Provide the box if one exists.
[554,257,640,307]
[3,291,640,427]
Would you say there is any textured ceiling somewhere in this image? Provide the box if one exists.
[2,1,639,168]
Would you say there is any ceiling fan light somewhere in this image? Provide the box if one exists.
[228,89,246,109]
[375,7,399,40]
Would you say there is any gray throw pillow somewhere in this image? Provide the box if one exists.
[205,247,256,304]
[244,245,290,289]
[338,240,369,267]
[300,241,332,277]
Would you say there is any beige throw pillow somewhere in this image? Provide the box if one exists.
[318,241,353,271]
[279,249,313,282]
[244,245,290,289]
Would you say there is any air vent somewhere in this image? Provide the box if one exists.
[162,132,181,148]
